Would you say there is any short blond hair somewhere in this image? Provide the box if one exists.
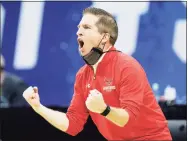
[83,7,118,45]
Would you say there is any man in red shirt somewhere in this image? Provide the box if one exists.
[23,7,172,140]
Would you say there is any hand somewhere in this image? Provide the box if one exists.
[85,89,107,114]
[23,86,41,111]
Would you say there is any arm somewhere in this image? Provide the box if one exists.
[34,104,69,132]
[105,107,129,127]
[104,64,145,127]
[35,73,89,136]
[65,75,89,136]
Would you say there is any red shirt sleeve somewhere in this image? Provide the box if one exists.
[65,72,89,136]
[119,61,146,127]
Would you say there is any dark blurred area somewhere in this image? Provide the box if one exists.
[0,104,186,141]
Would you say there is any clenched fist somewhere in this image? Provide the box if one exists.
[85,89,107,114]
[23,86,41,110]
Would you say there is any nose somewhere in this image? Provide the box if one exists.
[76,28,83,37]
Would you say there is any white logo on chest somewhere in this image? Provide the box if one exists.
[103,77,116,92]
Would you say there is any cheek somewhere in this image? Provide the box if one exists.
[86,31,100,45]
[85,39,98,50]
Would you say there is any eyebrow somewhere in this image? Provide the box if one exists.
[77,24,91,28]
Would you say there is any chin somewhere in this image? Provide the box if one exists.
[79,50,85,56]
[79,49,88,56]
[81,52,87,56]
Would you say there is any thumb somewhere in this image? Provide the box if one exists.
[33,86,38,93]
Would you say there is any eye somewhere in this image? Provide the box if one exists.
[83,25,90,29]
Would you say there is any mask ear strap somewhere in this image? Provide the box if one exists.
[97,33,106,48]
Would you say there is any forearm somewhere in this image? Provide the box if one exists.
[105,106,129,127]
[33,104,69,132]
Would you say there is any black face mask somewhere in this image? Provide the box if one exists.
[82,47,104,65]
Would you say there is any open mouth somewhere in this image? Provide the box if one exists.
[78,39,84,48]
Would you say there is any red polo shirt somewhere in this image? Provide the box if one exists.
[65,46,172,140]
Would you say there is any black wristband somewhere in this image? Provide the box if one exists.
[101,105,111,116]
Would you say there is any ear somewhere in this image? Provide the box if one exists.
[102,33,110,44]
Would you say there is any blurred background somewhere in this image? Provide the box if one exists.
[0,1,187,141]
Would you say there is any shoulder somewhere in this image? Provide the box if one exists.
[4,72,24,84]
[76,65,87,76]
[3,72,28,91]
[75,64,89,82]
[115,52,146,76]
[74,65,90,91]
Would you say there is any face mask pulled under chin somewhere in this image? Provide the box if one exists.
[82,47,103,65]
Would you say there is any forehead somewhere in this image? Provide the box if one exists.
[78,14,99,27]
